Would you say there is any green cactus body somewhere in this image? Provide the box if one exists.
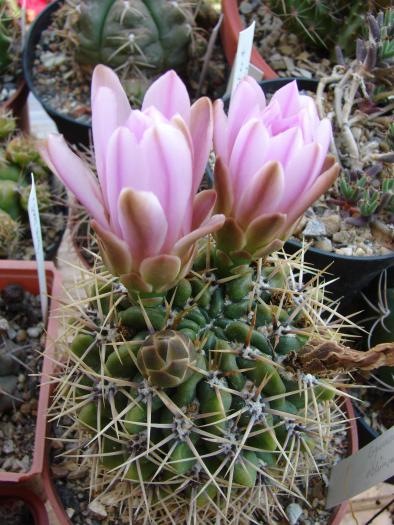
[0,179,22,220]
[267,0,378,55]
[74,0,192,74]
[0,208,19,257]
[53,247,353,522]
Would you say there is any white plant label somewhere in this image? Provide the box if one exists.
[226,21,256,97]
[28,174,48,322]
[326,425,394,508]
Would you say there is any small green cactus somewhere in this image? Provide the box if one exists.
[267,0,390,55]
[68,0,192,76]
[0,127,62,258]
[0,0,20,75]
[51,245,375,522]
[0,110,16,140]
[0,209,19,257]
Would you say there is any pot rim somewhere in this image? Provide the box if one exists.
[22,0,90,130]
[0,485,49,525]
[0,260,62,493]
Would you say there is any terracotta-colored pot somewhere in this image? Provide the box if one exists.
[0,260,62,501]
[0,485,49,525]
[220,0,277,80]
[1,80,30,133]
[41,397,358,525]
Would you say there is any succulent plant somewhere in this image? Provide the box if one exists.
[41,62,394,522]
[315,10,394,235]
[0,111,62,258]
[74,0,192,72]
[51,245,394,522]
[363,271,394,387]
[0,0,21,75]
[266,0,390,55]
[0,209,19,257]
[53,0,209,101]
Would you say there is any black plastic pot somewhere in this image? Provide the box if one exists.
[23,0,91,148]
[259,78,394,312]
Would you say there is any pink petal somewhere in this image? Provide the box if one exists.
[189,97,213,194]
[270,80,301,117]
[213,99,229,163]
[227,80,262,155]
[191,190,217,229]
[229,119,270,196]
[260,99,281,132]
[299,94,320,128]
[105,127,142,236]
[271,110,312,142]
[313,118,332,160]
[283,156,339,233]
[91,66,131,204]
[91,65,131,118]
[236,161,285,227]
[278,143,324,211]
[243,77,266,110]
[118,188,168,265]
[263,127,303,168]
[173,214,225,259]
[142,123,193,251]
[41,134,108,229]
[142,70,191,122]
[125,110,153,142]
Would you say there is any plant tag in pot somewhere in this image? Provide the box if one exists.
[326,425,394,508]
[28,173,48,321]
[225,21,259,97]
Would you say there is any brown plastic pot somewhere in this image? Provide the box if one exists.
[1,80,30,133]
[220,0,277,80]
[0,485,49,525]
[41,397,358,525]
[0,260,62,501]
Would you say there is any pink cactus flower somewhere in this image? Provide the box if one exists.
[41,66,225,294]
[213,78,339,261]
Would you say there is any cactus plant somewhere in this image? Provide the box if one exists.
[0,111,65,258]
[267,0,391,55]
[363,271,394,387]
[44,66,394,522]
[74,0,192,73]
[0,0,21,75]
[50,245,394,522]
[50,0,214,102]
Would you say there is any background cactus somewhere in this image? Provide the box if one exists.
[266,0,391,55]
[74,0,192,72]
[363,271,394,387]
[50,242,392,522]
[50,0,219,102]
[0,0,21,75]
[314,10,394,239]
[0,111,63,258]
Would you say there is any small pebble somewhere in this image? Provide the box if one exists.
[286,502,303,525]
[303,219,327,237]
[27,325,42,338]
